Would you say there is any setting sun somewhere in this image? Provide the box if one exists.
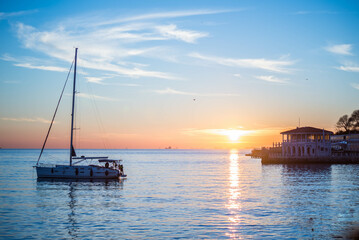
[227,131,241,142]
[221,129,252,142]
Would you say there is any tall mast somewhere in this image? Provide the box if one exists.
[70,48,78,166]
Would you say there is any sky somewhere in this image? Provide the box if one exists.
[0,0,359,149]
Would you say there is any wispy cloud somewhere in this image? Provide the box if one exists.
[156,24,208,43]
[293,10,338,15]
[76,93,119,101]
[233,73,241,78]
[255,75,288,84]
[325,44,353,55]
[14,63,68,72]
[152,87,239,97]
[0,117,51,124]
[351,83,359,90]
[153,88,194,95]
[79,58,178,79]
[183,126,287,138]
[13,20,188,79]
[0,54,16,62]
[85,77,105,84]
[337,66,359,72]
[84,75,142,86]
[119,83,141,87]
[182,127,254,142]
[0,10,38,20]
[1,54,68,72]
[336,62,359,72]
[190,128,254,136]
[92,9,234,26]
[189,52,294,73]
[3,80,20,84]
[5,9,233,79]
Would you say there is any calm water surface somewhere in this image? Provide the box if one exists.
[0,149,358,239]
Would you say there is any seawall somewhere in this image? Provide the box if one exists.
[261,156,359,164]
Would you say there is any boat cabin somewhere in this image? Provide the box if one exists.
[72,156,124,173]
[98,159,123,169]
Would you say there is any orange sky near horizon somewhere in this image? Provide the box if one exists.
[0,89,345,150]
[0,118,307,150]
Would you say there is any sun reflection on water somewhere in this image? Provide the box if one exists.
[225,150,243,239]
[228,151,240,209]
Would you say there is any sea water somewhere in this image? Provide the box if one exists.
[0,149,358,239]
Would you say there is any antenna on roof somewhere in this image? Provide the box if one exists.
[299,117,301,128]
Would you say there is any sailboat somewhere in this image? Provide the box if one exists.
[35,48,126,179]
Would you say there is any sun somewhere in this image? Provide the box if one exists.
[222,129,246,142]
[228,132,240,142]
[201,128,253,144]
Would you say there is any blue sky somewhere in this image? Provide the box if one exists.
[0,0,359,149]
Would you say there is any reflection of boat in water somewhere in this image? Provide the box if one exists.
[34,48,126,179]
[36,178,124,239]
[36,174,126,183]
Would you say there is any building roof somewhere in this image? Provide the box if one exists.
[280,126,333,135]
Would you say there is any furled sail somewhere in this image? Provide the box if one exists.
[71,145,77,157]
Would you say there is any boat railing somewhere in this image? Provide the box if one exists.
[72,156,109,159]
[36,163,56,168]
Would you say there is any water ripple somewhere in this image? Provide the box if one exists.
[0,149,358,239]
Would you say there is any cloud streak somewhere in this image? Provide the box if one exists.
[351,83,359,90]
[13,10,212,79]
[190,128,254,136]
[1,54,68,72]
[76,93,119,101]
[183,126,286,139]
[14,63,68,72]
[0,10,38,20]
[189,52,294,73]
[92,9,234,26]
[337,65,359,72]
[0,117,51,124]
[293,10,338,15]
[325,44,353,55]
[152,87,240,97]
[85,77,105,84]
[255,75,288,84]
[156,24,208,43]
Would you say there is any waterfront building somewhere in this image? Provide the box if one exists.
[280,127,333,158]
[251,126,359,164]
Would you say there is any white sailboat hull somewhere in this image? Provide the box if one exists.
[36,164,124,179]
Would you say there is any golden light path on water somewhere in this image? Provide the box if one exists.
[225,150,242,239]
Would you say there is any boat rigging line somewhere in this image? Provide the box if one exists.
[36,60,75,166]
[86,82,109,150]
